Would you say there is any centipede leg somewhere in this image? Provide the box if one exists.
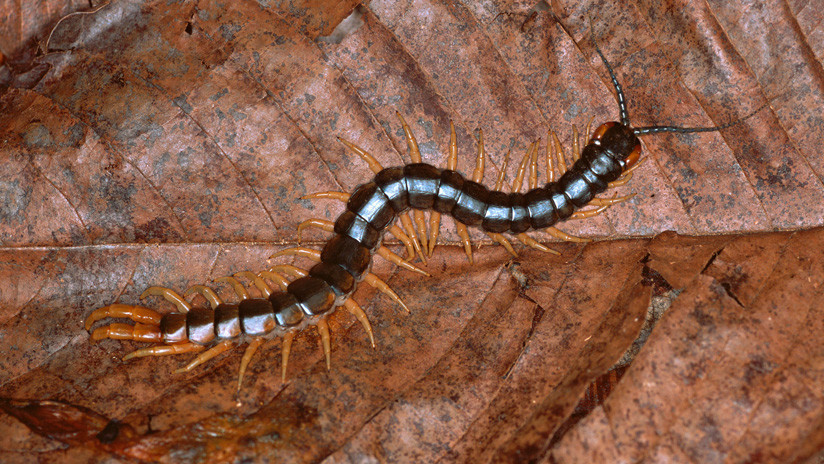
[363,273,411,313]
[235,271,272,297]
[140,286,191,313]
[301,191,350,203]
[399,213,426,264]
[516,233,560,255]
[338,137,384,174]
[607,176,632,188]
[343,299,375,348]
[389,225,417,260]
[215,276,250,300]
[608,157,648,188]
[487,232,518,257]
[588,193,635,207]
[376,247,430,276]
[572,124,580,161]
[513,140,538,193]
[281,331,296,381]
[472,129,485,182]
[316,318,332,370]
[122,342,204,361]
[454,221,474,264]
[495,150,512,191]
[85,304,162,330]
[183,285,223,309]
[267,264,306,278]
[545,227,589,243]
[174,340,235,374]
[259,270,290,291]
[427,212,441,257]
[551,130,568,174]
[90,322,162,343]
[297,218,334,243]
[271,247,322,262]
[237,338,265,392]
[570,204,609,220]
[413,211,429,256]
[545,129,557,182]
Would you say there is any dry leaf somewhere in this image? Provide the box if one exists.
[1,0,823,462]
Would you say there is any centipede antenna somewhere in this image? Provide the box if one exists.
[632,100,771,136]
[589,15,630,126]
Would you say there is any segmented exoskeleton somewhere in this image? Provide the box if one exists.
[85,29,765,391]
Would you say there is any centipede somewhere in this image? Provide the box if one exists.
[84,27,766,392]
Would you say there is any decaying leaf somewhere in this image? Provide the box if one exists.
[1,0,822,462]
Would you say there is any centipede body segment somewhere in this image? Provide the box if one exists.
[85,25,766,391]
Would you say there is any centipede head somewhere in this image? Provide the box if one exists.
[589,121,642,170]
[590,17,768,167]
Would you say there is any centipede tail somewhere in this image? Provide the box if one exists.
[85,21,768,389]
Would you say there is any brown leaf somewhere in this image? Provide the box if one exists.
[552,229,824,463]
[0,398,136,448]
[1,0,823,462]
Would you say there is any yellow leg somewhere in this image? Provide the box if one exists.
[259,270,290,291]
[363,273,411,313]
[545,227,589,243]
[270,247,321,261]
[588,193,635,207]
[281,331,296,381]
[343,299,375,348]
[338,137,384,174]
[237,338,265,392]
[388,225,417,261]
[515,233,560,255]
[454,220,474,264]
[316,318,332,370]
[301,191,350,202]
[413,210,429,257]
[570,204,608,220]
[487,232,518,257]
[572,124,580,161]
[376,247,430,276]
[174,340,235,374]
[472,129,485,182]
[400,213,426,263]
[140,286,191,313]
[427,211,441,257]
[297,218,334,243]
[123,342,204,361]
[545,129,557,183]
[214,276,250,300]
[183,285,223,309]
[551,130,567,174]
[235,271,272,297]
[494,151,512,190]
[85,304,162,331]
[268,264,306,279]
[90,322,162,343]
[608,157,647,188]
